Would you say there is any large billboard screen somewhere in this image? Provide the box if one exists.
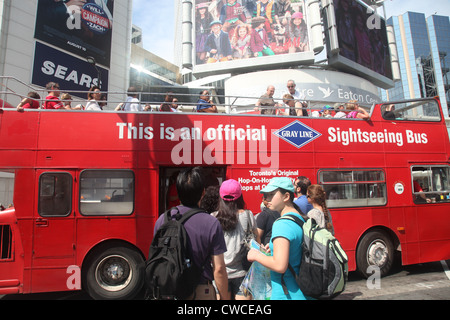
[326,0,394,88]
[193,0,315,77]
[35,0,114,67]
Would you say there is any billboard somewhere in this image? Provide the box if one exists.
[32,42,109,97]
[325,0,394,89]
[193,0,315,76]
[35,0,114,67]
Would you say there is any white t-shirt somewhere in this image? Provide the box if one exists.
[123,96,142,111]
[85,100,102,111]
[282,89,304,101]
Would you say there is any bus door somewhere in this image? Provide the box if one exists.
[158,166,226,214]
[410,165,450,263]
[31,170,76,291]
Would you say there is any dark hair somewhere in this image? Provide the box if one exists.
[88,86,101,100]
[276,187,308,220]
[296,176,311,195]
[127,87,138,97]
[28,91,41,99]
[176,167,205,207]
[200,185,220,213]
[216,195,246,232]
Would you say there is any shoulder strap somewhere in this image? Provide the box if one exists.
[278,214,304,296]
[278,214,305,228]
[178,207,205,224]
[245,210,252,232]
[164,207,204,224]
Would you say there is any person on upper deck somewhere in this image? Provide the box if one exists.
[42,82,64,110]
[159,92,174,112]
[17,92,41,111]
[196,90,218,113]
[334,104,347,118]
[346,100,369,120]
[60,93,77,110]
[280,94,307,116]
[85,86,103,111]
[115,87,150,112]
[254,85,280,115]
[321,105,334,118]
[283,80,304,102]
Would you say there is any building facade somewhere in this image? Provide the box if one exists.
[0,0,132,107]
[381,12,449,118]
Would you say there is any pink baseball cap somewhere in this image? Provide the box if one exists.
[220,179,242,201]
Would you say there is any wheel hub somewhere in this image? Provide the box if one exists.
[95,255,132,292]
[367,240,388,267]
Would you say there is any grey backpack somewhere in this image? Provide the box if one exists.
[280,214,348,299]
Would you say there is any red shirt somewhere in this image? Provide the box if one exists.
[22,100,40,109]
[43,95,64,110]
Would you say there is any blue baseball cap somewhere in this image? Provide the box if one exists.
[260,177,295,194]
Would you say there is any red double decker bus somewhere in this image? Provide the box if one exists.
[1,96,449,299]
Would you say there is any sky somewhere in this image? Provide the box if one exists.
[132,0,450,64]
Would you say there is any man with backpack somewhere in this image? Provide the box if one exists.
[147,167,229,300]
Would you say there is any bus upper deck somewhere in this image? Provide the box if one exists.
[1,94,450,211]
[1,85,450,299]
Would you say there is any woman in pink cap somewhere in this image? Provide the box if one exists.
[212,179,260,300]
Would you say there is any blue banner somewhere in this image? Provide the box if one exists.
[32,42,109,97]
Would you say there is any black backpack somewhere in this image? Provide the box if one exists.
[144,207,204,300]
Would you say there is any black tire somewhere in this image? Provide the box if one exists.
[84,245,144,300]
[356,230,394,278]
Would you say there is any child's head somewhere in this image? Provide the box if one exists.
[61,93,72,106]
[210,21,222,34]
[251,16,266,29]
[292,12,303,25]
[196,2,208,13]
[237,24,250,38]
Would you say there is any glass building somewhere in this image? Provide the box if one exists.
[381,12,449,118]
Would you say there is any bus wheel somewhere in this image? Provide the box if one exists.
[84,246,144,300]
[356,230,394,278]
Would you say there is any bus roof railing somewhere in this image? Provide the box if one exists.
[0,76,447,122]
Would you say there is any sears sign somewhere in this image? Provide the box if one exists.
[32,42,109,96]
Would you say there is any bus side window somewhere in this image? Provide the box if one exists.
[319,169,387,208]
[412,166,450,204]
[38,173,72,217]
[79,170,134,216]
